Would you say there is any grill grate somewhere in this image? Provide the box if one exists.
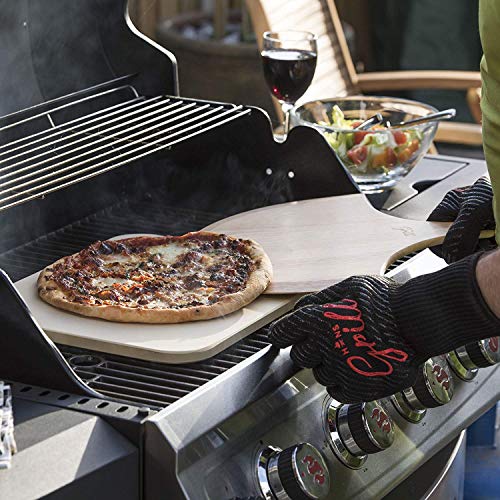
[0,79,250,212]
[60,330,271,410]
[1,200,272,409]
[0,201,224,281]
[1,193,427,410]
[384,251,420,274]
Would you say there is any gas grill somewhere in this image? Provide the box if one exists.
[0,1,499,499]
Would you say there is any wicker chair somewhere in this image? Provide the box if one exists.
[245,0,482,146]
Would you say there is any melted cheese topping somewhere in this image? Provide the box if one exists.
[146,244,186,262]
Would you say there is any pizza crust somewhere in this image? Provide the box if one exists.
[37,233,272,324]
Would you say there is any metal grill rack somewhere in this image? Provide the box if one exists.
[1,199,274,409]
[384,251,420,274]
[0,200,224,281]
[0,77,251,212]
[60,330,271,410]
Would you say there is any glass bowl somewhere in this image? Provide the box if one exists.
[291,96,439,193]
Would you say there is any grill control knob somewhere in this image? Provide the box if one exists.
[447,338,500,381]
[392,356,453,422]
[257,443,330,500]
[336,400,394,456]
[404,356,454,409]
[462,337,500,368]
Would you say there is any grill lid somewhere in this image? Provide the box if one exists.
[0,0,177,116]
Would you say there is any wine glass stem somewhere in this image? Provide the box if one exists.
[281,102,293,138]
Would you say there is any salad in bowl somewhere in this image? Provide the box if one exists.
[292,97,439,193]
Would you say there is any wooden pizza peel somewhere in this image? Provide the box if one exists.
[205,193,495,294]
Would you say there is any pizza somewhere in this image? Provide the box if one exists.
[37,232,272,323]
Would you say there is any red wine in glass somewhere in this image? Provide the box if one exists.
[262,49,317,104]
[261,31,318,141]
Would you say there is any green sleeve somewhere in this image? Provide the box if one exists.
[480,0,500,243]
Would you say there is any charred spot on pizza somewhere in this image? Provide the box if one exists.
[184,275,204,290]
[97,241,114,255]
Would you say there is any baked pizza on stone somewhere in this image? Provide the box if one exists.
[37,232,272,323]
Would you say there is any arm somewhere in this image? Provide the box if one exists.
[426,1,500,261]
[477,248,500,317]
[472,1,500,318]
[480,0,500,243]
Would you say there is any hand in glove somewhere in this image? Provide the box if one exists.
[269,254,500,403]
[428,176,496,263]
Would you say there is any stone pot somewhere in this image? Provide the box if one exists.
[156,11,276,121]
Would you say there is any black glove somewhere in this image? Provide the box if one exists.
[428,177,496,263]
[269,253,500,403]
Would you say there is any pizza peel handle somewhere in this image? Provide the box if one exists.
[204,193,454,294]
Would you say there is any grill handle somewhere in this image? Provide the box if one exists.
[0,269,101,398]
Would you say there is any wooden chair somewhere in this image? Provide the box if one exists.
[245,0,482,146]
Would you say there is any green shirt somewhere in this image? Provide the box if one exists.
[480,0,500,242]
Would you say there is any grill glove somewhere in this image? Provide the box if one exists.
[269,253,500,403]
[428,177,496,263]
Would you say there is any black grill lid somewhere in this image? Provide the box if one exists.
[0,0,177,117]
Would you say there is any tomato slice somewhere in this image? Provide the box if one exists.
[370,147,398,169]
[393,131,407,145]
[354,130,371,145]
[396,139,421,163]
[385,147,397,167]
[396,148,412,163]
[347,146,368,165]
[371,151,385,168]
[408,139,420,153]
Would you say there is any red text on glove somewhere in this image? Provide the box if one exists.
[323,299,408,378]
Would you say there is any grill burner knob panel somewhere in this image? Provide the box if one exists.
[336,401,395,456]
[390,391,427,423]
[404,356,454,409]
[257,443,330,499]
[324,399,366,469]
[324,398,394,469]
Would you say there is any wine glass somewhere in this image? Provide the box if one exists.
[261,30,318,141]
